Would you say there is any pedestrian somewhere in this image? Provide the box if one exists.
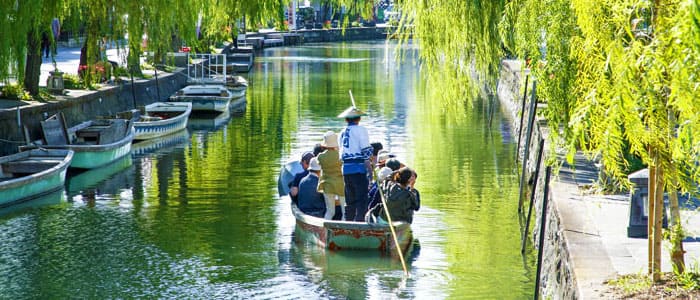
[337,105,373,221]
[41,32,51,59]
[51,18,60,55]
[317,131,345,220]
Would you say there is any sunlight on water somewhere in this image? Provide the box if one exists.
[0,41,534,299]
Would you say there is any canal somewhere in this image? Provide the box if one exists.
[0,41,535,299]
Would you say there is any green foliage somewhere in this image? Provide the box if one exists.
[0,84,32,101]
[62,73,86,89]
[674,260,700,291]
[113,66,130,78]
[395,0,505,105]
[606,273,652,294]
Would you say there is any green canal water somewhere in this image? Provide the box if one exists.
[0,41,535,299]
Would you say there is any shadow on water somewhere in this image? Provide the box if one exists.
[284,233,422,299]
[66,154,135,201]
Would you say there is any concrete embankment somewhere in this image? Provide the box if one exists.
[0,71,188,156]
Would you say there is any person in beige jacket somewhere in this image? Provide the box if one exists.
[317,131,346,220]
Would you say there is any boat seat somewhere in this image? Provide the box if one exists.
[1,160,59,174]
[140,115,163,121]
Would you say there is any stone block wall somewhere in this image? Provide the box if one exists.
[497,59,579,299]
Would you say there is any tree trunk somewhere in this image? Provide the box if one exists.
[652,161,664,282]
[24,29,43,97]
[648,160,656,276]
[127,40,142,77]
[668,189,686,273]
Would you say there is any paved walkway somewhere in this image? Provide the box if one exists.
[39,45,127,88]
[554,155,700,298]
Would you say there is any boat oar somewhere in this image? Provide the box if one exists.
[378,184,409,276]
[348,89,356,108]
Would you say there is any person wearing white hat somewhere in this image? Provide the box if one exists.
[317,131,345,220]
[337,105,372,221]
[297,157,326,218]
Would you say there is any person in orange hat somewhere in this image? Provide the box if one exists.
[337,105,372,221]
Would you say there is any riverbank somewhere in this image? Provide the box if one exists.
[498,60,700,299]
[0,26,392,156]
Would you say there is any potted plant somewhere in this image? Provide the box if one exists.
[47,59,65,94]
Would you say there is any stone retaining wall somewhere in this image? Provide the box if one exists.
[497,60,579,299]
[0,70,188,156]
[296,27,391,43]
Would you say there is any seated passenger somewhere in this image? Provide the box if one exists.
[289,151,315,205]
[380,167,420,224]
[297,158,326,218]
[365,167,395,223]
[385,158,403,172]
[367,167,394,211]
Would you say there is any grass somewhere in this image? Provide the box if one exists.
[605,269,700,299]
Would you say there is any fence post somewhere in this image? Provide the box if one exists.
[522,137,545,253]
[534,166,552,300]
[518,81,538,212]
[515,73,530,160]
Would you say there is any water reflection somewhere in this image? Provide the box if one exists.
[0,41,534,299]
[66,154,135,203]
[0,188,66,217]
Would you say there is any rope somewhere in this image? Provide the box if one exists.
[0,138,26,144]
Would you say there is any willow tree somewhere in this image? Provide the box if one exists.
[394,0,505,106]
[0,0,66,96]
[200,0,285,46]
[501,0,700,281]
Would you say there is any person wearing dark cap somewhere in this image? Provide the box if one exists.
[289,151,315,205]
[337,105,373,221]
[313,143,324,157]
[385,158,403,171]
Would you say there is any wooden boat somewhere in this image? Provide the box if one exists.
[25,114,134,169]
[0,148,73,208]
[291,203,413,254]
[226,75,249,89]
[169,85,243,113]
[187,108,231,132]
[130,102,191,140]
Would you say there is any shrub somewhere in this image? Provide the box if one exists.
[1,84,32,100]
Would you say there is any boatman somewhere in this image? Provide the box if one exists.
[337,105,373,221]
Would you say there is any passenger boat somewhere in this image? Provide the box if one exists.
[129,102,191,141]
[280,159,413,254]
[291,203,413,254]
[24,114,134,169]
[0,148,73,207]
[169,85,243,113]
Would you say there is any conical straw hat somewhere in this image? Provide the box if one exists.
[337,106,366,118]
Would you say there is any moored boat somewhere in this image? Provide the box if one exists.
[0,149,73,207]
[130,102,192,140]
[25,114,134,169]
[169,85,243,113]
[291,203,413,254]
